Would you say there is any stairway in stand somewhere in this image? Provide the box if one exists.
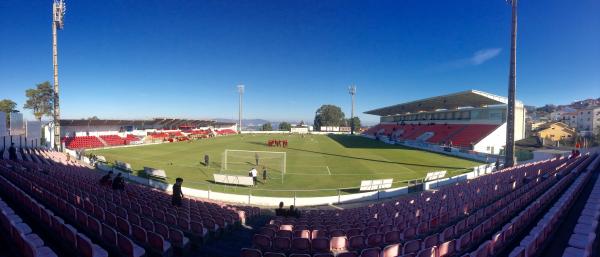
[96,136,109,147]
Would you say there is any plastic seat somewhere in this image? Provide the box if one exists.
[359,247,380,257]
[263,252,286,257]
[348,235,366,250]
[101,223,117,245]
[240,248,262,257]
[117,217,131,235]
[422,234,438,248]
[416,246,436,257]
[77,233,109,257]
[147,231,171,254]
[366,233,383,247]
[330,236,347,251]
[276,230,292,238]
[168,228,190,249]
[403,239,421,255]
[437,240,455,257]
[290,237,310,253]
[252,234,271,251]
[472,240,490,257]
[384,230,401,244]
[337,252,358,257]
[61,224,77,247]
[260,227,276,238]
[311,237,329,253]
[457,230,472,251]
[293,229,310,239]
[131,225,147,244]
[272,237,291,252]
[381,243,402,257]
[117,233,145,257]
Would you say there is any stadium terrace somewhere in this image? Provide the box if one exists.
[363,90,526,157]
[0,0,598,257]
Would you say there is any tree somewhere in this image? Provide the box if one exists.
[314,104,345,131]
[348,117,361,132]
[0,99,18,125]
[279,122,291,131]
[261,123,273,131]
[24,81,54,121]
[87,116,99,120]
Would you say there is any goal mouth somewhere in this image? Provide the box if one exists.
[221,149,287,183]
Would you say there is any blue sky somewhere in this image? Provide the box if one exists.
[1,0,598,125]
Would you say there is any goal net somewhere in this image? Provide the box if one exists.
[221,149,287,182]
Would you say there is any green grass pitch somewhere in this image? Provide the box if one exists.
[89,134,481,196]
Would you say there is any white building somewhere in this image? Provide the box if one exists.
[550,106,600,136]
[575,107,600,136]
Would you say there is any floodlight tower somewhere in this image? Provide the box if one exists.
[52,0,66,151]
[237,85,245,133]
[504,0,518,167]
[348,85,356,134]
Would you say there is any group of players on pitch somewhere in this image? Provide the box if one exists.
[267,139,288,147]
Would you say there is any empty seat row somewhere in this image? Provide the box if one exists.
[471,153,596,257]
[62,136,105,149]
[363,123,499,148]
[247,156,583,257]
[99,135,127,146]
[0,174,107,257]
[561,155,600,257]
[4,148,260,257]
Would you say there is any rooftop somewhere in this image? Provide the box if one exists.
[59,119,235,127]
[365,90,522,116]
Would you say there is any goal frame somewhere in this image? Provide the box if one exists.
[221,149,287,183]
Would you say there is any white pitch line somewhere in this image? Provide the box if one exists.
[326,166,331,175]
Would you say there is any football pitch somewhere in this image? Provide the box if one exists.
[89,134,481,196]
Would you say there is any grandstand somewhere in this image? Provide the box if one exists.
[363,90,526,156]
[243,153,600,257]
[0,147,260,257]
[43,119,238,150]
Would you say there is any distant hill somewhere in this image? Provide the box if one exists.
[214,118,302,130]
[532,97,599,117]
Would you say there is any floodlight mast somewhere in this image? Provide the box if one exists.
[237,85,245,133]
[349,85,356,134]
[52,0,66,151]
[504,0,518,167]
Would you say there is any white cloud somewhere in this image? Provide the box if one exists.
[469,48,502,65]
[434,48,503,71]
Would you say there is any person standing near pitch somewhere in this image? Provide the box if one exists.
[204,154,209,167]
[250,167,258,184]
[171,178,184,207]
[255,152,259,166]
[262,167,268,181]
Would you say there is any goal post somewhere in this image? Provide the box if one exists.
[221,149,287,183]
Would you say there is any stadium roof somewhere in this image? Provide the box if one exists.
[59,119,235,127]
[364,90,519,116]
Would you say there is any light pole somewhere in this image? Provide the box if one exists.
[504,0,518,167]
[348,85,356,134]
[237,85,244,133]
[52,0,66,151]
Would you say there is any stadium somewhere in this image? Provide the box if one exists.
[1,1,599,257]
